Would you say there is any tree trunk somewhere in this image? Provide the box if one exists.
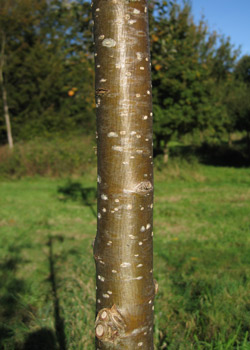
[92,0,155,349]
[163,143,169,164]
[247,131,250,153]
[228,132,232,147]
[0,32,13,149]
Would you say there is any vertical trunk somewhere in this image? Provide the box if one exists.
[228,132,232,147]
[0,32,13,149]
[1,85,13,148]
[247,131,250,153]
[93,0,155,349]
[163,143,169,164]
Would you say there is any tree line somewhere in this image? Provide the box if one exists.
[0,0,249,153]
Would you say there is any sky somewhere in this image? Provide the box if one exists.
[191,0,250,58]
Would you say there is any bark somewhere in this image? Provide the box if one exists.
[92,0,155,349]
[228,132,232,147]
[247,131,250,153]
[163,143,169,164]
[0,32,13,149]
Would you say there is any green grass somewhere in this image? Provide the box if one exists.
[0,164,250,349]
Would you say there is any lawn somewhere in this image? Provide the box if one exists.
[0,164,250,350]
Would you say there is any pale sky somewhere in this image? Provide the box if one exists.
[191,0,250,58]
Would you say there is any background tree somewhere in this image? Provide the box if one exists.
[230,60,250,146]
[234,55,250,85]
[150,2,239,158]
[0,0,243,152]
[0,0,43,147]
[0,0,95,144]
[0,27,13,147]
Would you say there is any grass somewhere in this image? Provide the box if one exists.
[0,163,250,349]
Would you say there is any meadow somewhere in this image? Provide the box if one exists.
[0,140,250,350]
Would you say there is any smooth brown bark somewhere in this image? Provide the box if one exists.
[92,0,155,349]
[0,32,13,149]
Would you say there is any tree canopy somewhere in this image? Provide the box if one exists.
[150,1,239,154]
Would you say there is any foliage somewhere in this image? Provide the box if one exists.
[234,55,250,86]
[0,134,96,177]
[149,2,239,154]
[224,81,250,135]
[223,56,250,139]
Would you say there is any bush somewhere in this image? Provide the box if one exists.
[0,134,96,178]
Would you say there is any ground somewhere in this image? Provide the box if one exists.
[0,164,250,349]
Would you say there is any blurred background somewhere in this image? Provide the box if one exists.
[0,1,250,350]
[0,0,250,171]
